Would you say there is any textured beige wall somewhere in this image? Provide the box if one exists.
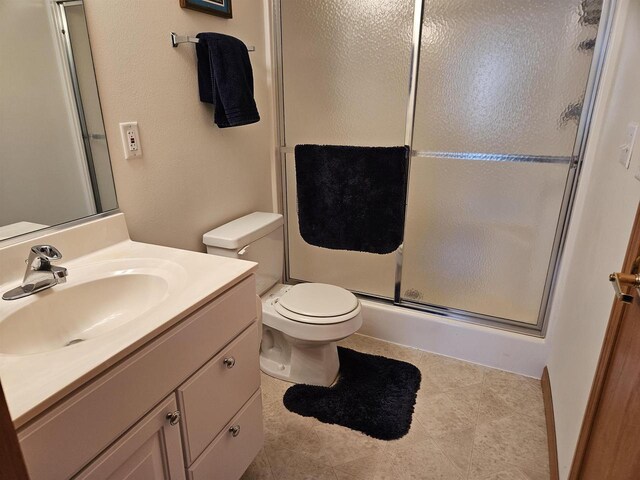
[546,0,640,477]
[83,0,275,252]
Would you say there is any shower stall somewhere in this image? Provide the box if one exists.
[273,0,612,334]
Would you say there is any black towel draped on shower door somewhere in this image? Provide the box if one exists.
[294,144,410,255]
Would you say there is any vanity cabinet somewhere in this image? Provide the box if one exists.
[17,275,263,480]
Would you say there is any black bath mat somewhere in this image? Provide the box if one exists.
[283,347,421,440]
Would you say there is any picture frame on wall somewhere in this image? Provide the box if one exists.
[179,0,232,19]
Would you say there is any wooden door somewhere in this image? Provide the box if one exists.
[571,203,640,479]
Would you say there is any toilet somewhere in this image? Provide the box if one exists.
[203,212,363,386]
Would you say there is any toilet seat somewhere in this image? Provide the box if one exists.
[275,283,360,325]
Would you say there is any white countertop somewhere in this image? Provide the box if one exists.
[0,214,257,428]
[0,222,48,241]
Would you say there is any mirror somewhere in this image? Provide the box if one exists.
[0,0,117,242]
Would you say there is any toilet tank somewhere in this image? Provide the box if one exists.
[203,212,284,295]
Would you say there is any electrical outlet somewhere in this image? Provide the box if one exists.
[119,122,142,159]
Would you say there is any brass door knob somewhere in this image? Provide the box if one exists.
[609,272,640,304]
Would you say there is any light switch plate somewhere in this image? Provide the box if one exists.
[119,122,142,159]
[619,123,638,169]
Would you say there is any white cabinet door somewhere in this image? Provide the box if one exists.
[74,395,186,480]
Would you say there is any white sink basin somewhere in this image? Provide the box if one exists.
[0,259,185,356]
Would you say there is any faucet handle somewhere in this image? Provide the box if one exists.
[30,245,63,261]
[27,245,63,271]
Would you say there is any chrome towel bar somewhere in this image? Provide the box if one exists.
[170,32,255,52]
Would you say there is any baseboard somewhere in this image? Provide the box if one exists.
[542,367,560,480]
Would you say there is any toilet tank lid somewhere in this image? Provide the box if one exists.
[203,212,284,249]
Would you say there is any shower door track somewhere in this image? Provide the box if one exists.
[272,0,617,336]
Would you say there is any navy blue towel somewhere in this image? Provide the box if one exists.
[196,33,260,128]
[295,145,409,255]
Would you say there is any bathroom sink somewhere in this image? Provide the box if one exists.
[0,262,177,355]
[0,215,259,426]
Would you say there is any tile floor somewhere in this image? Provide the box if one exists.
[242,334,550,480]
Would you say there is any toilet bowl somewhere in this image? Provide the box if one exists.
[260,283,362,386]
[203,212,362,386]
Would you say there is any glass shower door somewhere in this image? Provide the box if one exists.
[399,0,603,325]
[276,0,607,331]
[279,0,415,298]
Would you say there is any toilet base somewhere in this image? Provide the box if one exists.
[260,327,339,386]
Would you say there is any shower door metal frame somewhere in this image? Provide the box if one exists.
[272,0,617,336]
[54,0,103,213]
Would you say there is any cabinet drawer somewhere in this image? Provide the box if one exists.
[19,276,256,480]
[178,322,260,464]
[187,391,263,480]
[74,395,185,480]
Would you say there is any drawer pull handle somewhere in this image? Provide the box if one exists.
[223,357,236,368]
[166,410,181,426]
[229,425,241,437]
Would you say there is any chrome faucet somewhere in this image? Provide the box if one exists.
[2,245,68,300]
